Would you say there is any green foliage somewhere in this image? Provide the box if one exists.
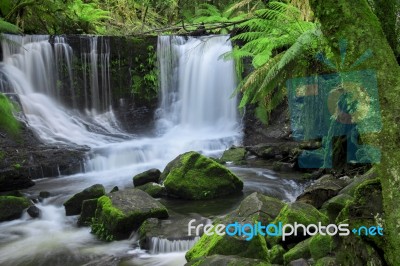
[225,1,323,124]
[90,217,115,242]
[130,45,158,101]
[0,17,20,33]
[0,94,19,136]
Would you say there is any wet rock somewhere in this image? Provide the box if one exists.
[0,170,34,192]
[338,170,376,196]
[138,215,208,250]
[109,186,119,193]
[39,191,51,199]
[133,168,161,187]
[136,182,166,198]
[161,151,243,200]
[78,199,98,226]
[296,175,348,208]
[269,245,285,264]
[185,255,270,266]
[27,205,41,218]
[92,189,168,240]
[0,196,31,222]
[272,161,295,172]
[246,142,300,160]
[220,147,247,165]
[309,235,335,260]
[63,184,105,216]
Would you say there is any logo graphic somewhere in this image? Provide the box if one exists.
[287,40,382,168]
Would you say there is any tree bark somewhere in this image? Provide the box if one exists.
[309,0,400,264]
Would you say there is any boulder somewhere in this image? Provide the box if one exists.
[320,194,354,222]
[39,191,51,199]
[0,170,34,192]
[225,192,285,224]
[138,215,208,251]
[63,184,105,216]
[109,186,119,193]
[162,151,243,200]
[296,175,348,208]
[136,182,166,198]
[338,170,376,196]
[315,257,337,266]
[186,231,269,262]
[288,258,310,266]
[220,147,247,165]
[269,202,328,245]
[0,196,31,221]
[92,189,168,240]
[272,161,295,172]
[185,255,270,266]
[77,199,98,226]
[309,235,335,260]
[269,245,285,264]
[283,238,311,264]
[27,205,41,218]
[133,168,161,187]
[246,142,300,160]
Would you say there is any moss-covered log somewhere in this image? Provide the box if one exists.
[309,0,400,264]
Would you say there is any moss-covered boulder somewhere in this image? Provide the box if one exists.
[77,199,98,226]
[0,170,35,192]
[136,182,166,198]
[296,175,347,208]
[63,184,105,216]
[269,202,328,245]
[309,235,335,260]
[185,229,269,262]
[283,238,312,264]
[162,151,243,200]
[92,189,168,240]
[338,169,376,196]
[220,147,247,165]
[0,196,31,222]
[133,168,161,187]
[315,257,338,266]
[269,245,285,264]
[185,255,271,266]
[320,194,354,222]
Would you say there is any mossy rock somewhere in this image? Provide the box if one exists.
[162,151,243,200]
[220,147,247,165]
[77,199,98,226]
[92,189,168,241]
[269,202,328,245]
[309,235,335,260]
[136,182,166,198]
[320,194,354,222]
[283,238,311,264]
[269,245,285,264]
[0,196,31,222]
[133,168,161,187]
[338,169,376,196]
[185,227,269,262]
[63,184,105,216]
[185,255,271,266]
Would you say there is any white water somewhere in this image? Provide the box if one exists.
[0,34,245,265]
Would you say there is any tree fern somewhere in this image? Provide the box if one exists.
[227,1,322,124]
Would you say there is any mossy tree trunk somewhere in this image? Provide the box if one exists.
[309,0,400,264]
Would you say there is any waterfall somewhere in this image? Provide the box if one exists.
[149,237,200,254]
[0,35,123,146]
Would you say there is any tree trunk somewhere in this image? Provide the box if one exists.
[309,0,400,265]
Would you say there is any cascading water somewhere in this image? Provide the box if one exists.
[0,34,304,266]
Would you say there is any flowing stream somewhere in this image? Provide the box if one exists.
[0,35,304,265]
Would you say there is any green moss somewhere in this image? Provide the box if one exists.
[269,245,285,264]
[273,202,328,227]
[283,238,311,264]
[309,235,335,260]
[0,94,20,136]
[315,257,337,266]
[136,182,165,198]
[163,152,243,200]
[321,194,354,222]
[0,196,31,221]
[185,226,269,262]
[220,147,247,165]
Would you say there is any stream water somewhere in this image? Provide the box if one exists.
[0,34,304,266]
